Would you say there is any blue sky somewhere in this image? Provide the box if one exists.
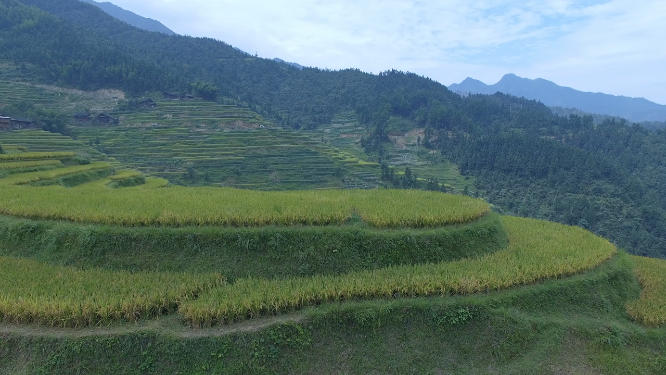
[104,0,665,104]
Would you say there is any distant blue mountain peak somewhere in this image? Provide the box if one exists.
[449,74,666,123]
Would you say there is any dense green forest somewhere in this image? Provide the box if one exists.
[3,0,666,258]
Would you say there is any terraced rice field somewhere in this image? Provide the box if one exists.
[0,80,64,109]
[0,215,614,328]
[116,100,267,127]
[0,256,222,327]
[72,123,380,190]
[0,145,655,332]
[0,182,489,227]
[0,130,107,160]
[179,216,617,325]
[0,79,120,114]
[626,256,666,326]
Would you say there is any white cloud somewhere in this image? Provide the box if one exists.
[106,0,666,104]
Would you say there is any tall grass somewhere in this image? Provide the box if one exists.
[0,151,76,161]
[625,255,666,326]
[0,183,488,228]
[179,216,617,326]
[0,162,111,185]
[0,160,63,170]
[0,256,223,327]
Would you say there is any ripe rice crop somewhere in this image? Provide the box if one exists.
[625,256,666,326]
[0,151,76,161]
[0,160,63,170]
[0,162,111,185]
[0,182,488,227]
[0,256,223,327]
[108,170,142,180]
[179,216,617,326]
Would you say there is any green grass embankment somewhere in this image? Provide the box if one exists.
[180,216,617,325]
[3,252,662,375]
[0,213,507,278]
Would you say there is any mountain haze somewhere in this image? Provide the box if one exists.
[79,0,175,35]
[449,74,666,123]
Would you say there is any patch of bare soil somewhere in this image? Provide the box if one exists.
[389,128,425,150]
[389,135,407,150]
[16,81,126,99]
[217,120,266,130]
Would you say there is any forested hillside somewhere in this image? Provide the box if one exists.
[439,96,666,258]
[3,0,666,258]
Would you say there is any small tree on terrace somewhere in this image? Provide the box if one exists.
[190,81,219,101]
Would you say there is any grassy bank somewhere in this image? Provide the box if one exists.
[0,213,507,278]
[180,216,617,325]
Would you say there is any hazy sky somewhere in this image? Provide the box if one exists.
[104,0,666,104]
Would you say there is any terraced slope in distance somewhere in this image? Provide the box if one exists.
[0,130,108,161]
[66,97,384,190]
[311,112,474,192]
[0,73,121,114]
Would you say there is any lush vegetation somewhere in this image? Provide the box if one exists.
[626,256,666,326]
[0,151,76,161]
[437,112,666,259]
[0,161,110,185]
[0,159,62,170]
[0,182,488,227]
[0,212,508,278]
[180,216,616,326]
[72,123,379,190]
[0,256,222,327]
[0,248,644,375]
[0,130,107,159]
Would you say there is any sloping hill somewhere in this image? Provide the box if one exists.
[449,74,666,122]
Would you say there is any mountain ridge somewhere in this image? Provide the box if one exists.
[449,73,666,123]
[79,0,175,35]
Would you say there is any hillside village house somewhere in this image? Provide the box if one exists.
[0,116,11,130]
[96,113,119,125]
[74,112,91,122]
[73,112,119,125]
[0,116,38,131]
[10,118,35,129]
[140,98,157,107]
